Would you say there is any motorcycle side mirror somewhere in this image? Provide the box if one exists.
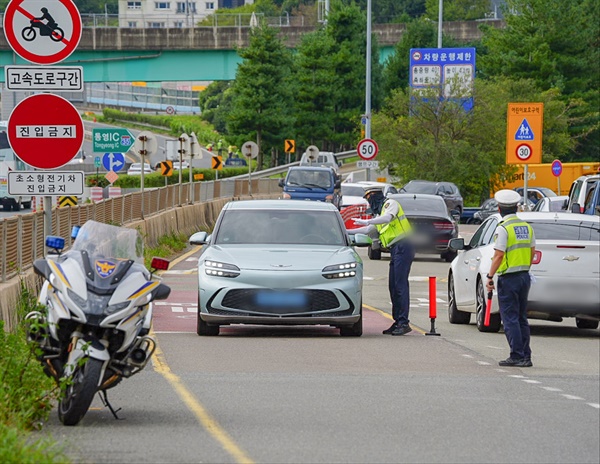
[71,225,81,239]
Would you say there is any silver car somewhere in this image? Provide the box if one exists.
[189,200,371,336]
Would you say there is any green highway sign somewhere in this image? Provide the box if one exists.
[94,156,101,168]
[92,128,134,153]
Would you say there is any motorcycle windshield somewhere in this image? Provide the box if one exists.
[72,221,144,264]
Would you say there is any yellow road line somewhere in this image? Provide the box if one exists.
[152,340,254,464]
[363,303,427,335]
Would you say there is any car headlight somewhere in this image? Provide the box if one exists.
[204,260,240,278]
[282,193,291,199]
[322,262,358,279]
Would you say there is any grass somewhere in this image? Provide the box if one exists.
[144,231,191,269]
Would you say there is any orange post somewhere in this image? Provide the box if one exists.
[426,276,441,336]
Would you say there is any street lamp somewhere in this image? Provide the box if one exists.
[438,0,443,48]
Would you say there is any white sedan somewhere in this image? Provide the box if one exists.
[448,212,600,332]
[126,162,154,176]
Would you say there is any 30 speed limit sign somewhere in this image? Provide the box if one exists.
[516,143,533,161]
[357,138,378,160]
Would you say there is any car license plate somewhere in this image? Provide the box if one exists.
[256,291,306,308]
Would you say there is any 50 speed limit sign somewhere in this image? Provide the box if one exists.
[357,138,378,161]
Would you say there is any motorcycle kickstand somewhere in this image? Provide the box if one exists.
[99,390,122,420]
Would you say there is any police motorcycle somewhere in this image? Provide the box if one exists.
[26,221,171,426]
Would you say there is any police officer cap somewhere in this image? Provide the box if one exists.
[494,189,521,207]
[363,186,383,198]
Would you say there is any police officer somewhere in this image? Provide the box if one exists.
[352,188,415,335]
[486,189,536,367]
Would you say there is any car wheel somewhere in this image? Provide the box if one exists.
[197,297,219,336]
[575,318,599,329]
[441,250,457,262]
[476,278,501,333]
[340,303,362,337]
[448,273,470,324]
[368,246,381,260]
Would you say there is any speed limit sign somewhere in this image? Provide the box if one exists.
[357,138,378,160]
[516,143,533,161]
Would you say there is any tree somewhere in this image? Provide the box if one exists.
[425,0,492,21]
[198,81,233,134]
[372,77,572,205]
[225,25,296,170]
[479,0,599,161]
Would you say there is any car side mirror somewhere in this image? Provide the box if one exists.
[450,209,460,222]
[335,180,341,189]
[448,238,465,251]
[349,233,372,247]
[571,203,581,213]
[278,179,285,188]
[189,231,208,245]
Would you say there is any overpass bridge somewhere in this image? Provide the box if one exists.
[0,21,503,83]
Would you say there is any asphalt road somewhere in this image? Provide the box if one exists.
[39,227,600,464]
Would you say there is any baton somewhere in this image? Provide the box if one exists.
[484,291,493,326]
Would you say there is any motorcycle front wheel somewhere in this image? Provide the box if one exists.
[50,27,64,42]
[58,358,103,426]
[21,27,36,41]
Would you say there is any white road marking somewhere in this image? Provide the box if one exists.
[540,387,563,392]
[363,276,374,280]
[562,394,584,400]
[461,354,474,359]
[522,379,541,384]
[477,361,491,366]
[508,375,526,378]
[185,257,198,262]
[163,269,197,275]
[588,403,600,409]
[172,306,184,313]
[486,346,505,350]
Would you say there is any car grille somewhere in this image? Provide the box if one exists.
[214,289,345,315]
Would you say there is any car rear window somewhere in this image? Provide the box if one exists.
[341,185,366,197]
[403,182,436,194]
[530,220,600,241]
[395,197,447,215]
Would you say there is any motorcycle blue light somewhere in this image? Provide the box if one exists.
[46,236,65,251]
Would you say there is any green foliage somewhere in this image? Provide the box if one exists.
[424,0,491,21]
[373,77,572,205]
[144,233,190,269]
[0,281,65,462]
[479,0,599,161]
[226,25,297,169]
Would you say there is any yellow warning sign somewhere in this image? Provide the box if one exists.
[506,103,543,165]
[58,196,78,207]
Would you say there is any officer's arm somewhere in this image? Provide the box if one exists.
[366,212,394,225]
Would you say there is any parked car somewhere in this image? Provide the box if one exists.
[188,200,371,336]
[172,160,190,170]
[400,180,463,215]
[279,166,342,209]
[567,174,600,213]
[531,195,568,212]
[299,150,341,175]
[355,181,398,199]
[340,182,369,209]
[367,193,459,262]
[447,212,600,332]
[582,182,600,216]
[514,186,557,205]
[470,197,535,224]
[127,162,153,176]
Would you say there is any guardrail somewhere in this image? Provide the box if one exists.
[0,177,280,283]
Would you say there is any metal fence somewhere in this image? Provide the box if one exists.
[0,177,280,283]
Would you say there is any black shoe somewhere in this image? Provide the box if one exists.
[391,324,412,336]
[382,323,398,335]
[498,357,531,367]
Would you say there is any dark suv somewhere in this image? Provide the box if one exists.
[400,180,463,215]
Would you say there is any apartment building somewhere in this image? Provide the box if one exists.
[118,1,253,28]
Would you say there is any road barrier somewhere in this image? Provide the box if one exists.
[0,177,280,331]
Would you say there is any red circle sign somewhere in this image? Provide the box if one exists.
[515,143,533,161]
[357,138,379,160]
[3,0,82,65]
[8,94,84,169]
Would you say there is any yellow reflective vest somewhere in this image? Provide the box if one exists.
[375,200,412,248]
[497,216,534,275]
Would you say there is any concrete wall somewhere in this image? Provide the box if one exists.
[0,21,504,52]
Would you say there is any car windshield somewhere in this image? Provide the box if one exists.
[395,197,447,215]
[537,188,557,197]
[529,220,600,241]
[341,185,366,197]
[215,210,346,246]
[287,170,332,188]
[402,182,436,194]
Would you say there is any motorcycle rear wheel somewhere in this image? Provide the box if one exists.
[50,27,64,42]
[58,358,103,426]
